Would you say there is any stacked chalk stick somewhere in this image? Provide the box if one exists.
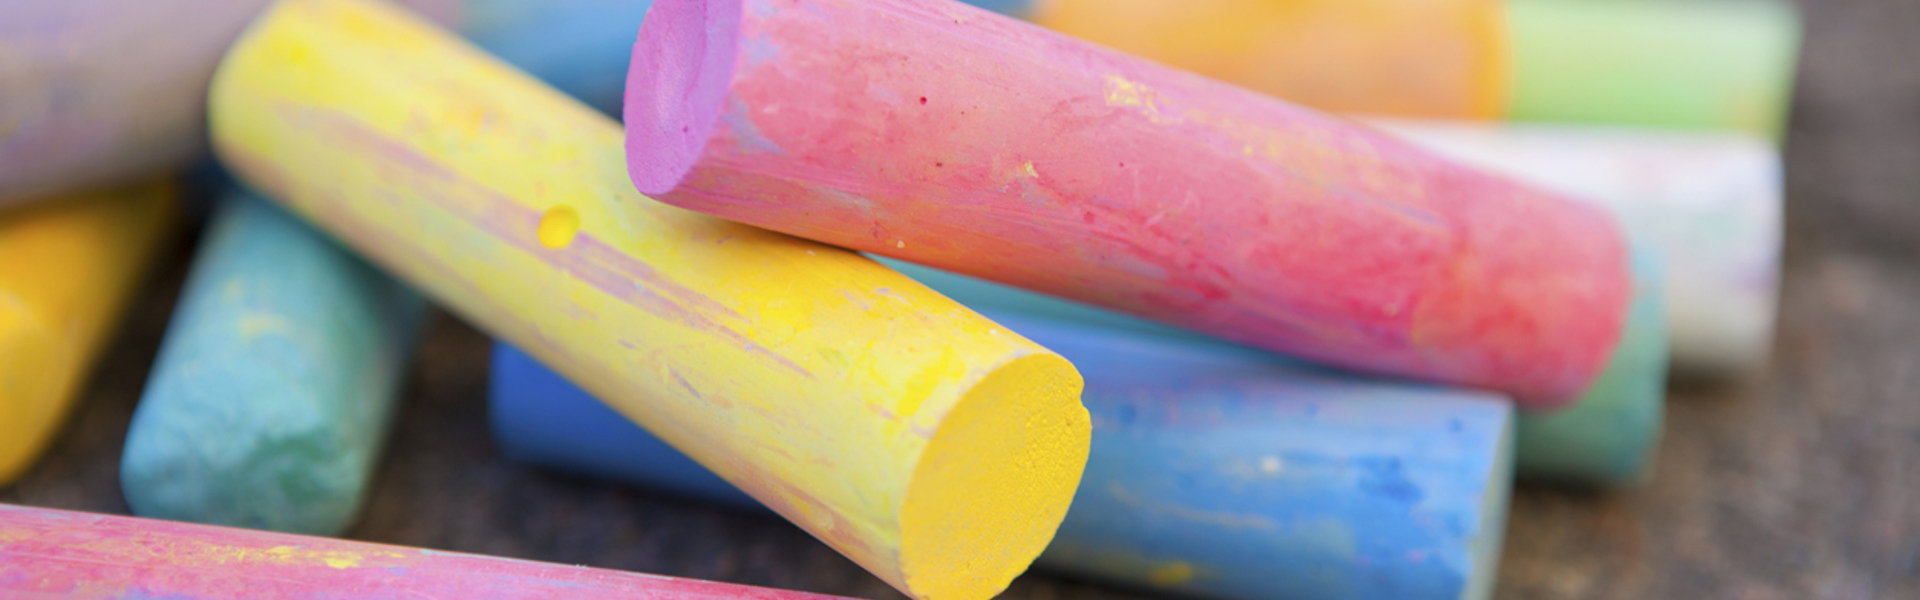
[0,0,1798,600]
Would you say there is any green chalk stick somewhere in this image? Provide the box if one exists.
[1507,0,1802,139]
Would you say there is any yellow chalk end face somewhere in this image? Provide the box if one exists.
[900,352,1090,600]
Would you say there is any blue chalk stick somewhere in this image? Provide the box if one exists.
[458,0,1031,118]
[459,0,657,117]
[870,254,1669,486]
[121,193,429,536]
[489,342,760,507]
[490,309,1514,600]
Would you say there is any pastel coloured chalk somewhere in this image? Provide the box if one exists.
[1506,0,1801,140]
[0,182,178,485]
[0,0,456,204]
[1371,119,1780,379]
[1027,0,1800,138]
[1513,250,1665,485]
[119,192,429,536]
[867,256,1664,485]
[1029,0,1507,119]
[0,503,863,600]
[624,0,1638,410]
[457,0,660,116]
[492,310,1517,600]
[208,2,1089,599]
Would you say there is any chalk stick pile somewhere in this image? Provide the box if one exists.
[0,0,1798,598]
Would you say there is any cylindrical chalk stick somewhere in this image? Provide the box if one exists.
[0,0,456,205]
[869,255,1666,485]
[0,182,178,484]
[1027,0,1800,139]
[0,503,861,600]
[457,0,1031,119]
[492,312,1517,600]
[1370,119,1780,379]
[209,2,1089,599]
[1511,249,1666,484]
[1506,0,1801,140]
[1029,0,1507,119]
[490,343,766,508]
[119,192,429,536]
[625,0,1634,409]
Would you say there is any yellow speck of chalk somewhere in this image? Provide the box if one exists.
[1148,562,1195,586]
[322,556,361,569]
[537,205,580,248]
[1022,162,1039,178]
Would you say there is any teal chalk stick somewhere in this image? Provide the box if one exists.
[121,193,429,536]
[1513,249,1668,484]
[871,254,1669,486]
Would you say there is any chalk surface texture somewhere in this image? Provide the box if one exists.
[120,192,429,536]
[207,2,1090,598]
[623,0,1633,409]
[0,503,865,600]
[493,307,1516,600]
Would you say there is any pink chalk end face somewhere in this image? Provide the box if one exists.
[626,0,740,195]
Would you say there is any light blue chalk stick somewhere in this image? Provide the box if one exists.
[871,253,1669,486]
[457,0,1032,118]
[458,0,658,117]
[121,193,429,536]
[491,308,1515,600]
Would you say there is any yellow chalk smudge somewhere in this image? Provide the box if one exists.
[1148,561,1195,586]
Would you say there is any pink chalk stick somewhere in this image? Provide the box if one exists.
[623,0,1632,407]
[0,504,850,600]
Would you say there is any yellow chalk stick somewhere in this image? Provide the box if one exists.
[207,2,1090,599]
[0,182,178,484]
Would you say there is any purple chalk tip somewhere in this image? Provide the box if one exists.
[624,0,740,195]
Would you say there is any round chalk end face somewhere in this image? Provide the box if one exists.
[625,0,741,195]
[900,353,1090,600]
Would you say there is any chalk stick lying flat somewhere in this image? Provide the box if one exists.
[1507,0,1801,140]
[493,316,1516,600]
[1028,0,1800,138]
[869,255,1666,485]
[0,0,457,205]
[210,2,1088,599]
[625,0,1636,410]
[1371,119,1780,379]
[119,193,428,536]
[0,504,860,600]
[0,182,178,485]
